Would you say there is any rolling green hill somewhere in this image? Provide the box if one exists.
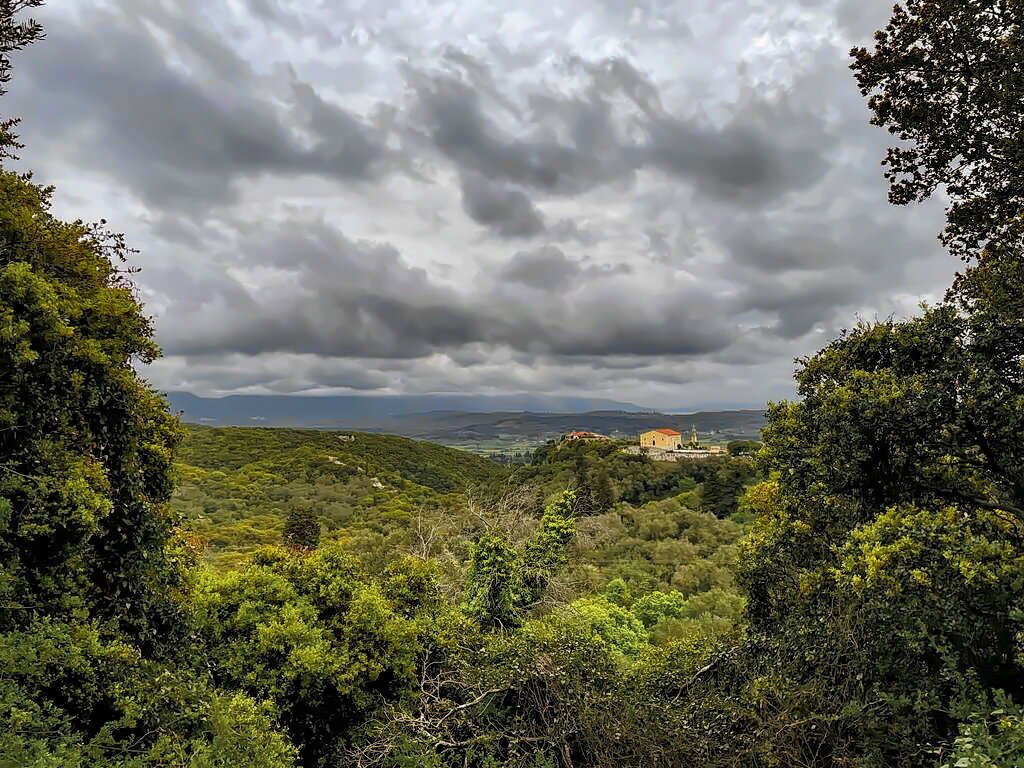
[172,425,508,567]
[179,425,505,490]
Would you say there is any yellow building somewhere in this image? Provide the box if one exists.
[637,426,729,457]
[640,428,682,450]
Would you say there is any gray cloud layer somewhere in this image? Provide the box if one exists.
[6,0,951,408]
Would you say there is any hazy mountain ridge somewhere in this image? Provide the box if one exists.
[167,393,766,442]
[167,391,648,425]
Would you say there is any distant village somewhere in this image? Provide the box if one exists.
[563,426,728,460]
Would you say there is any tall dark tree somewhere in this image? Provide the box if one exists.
[465,490,576,629]
[726,439,760,457]
[700,462,748,519]
[851,0,1024,260]
[572,467,594,516]
[0,169,187,649]
[591,466,614,514]
[0,0,42,160]
[282,507,321,551]
[737,294,1024,764]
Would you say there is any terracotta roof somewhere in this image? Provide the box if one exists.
[653,428,681,436]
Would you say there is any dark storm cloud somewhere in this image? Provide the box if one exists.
[644,116,825,203]
[155,219,734,360]
[155,352,394,394]
[404,64,638,194]
[499,245,585,290]
[500,245,631,291]
[15,4,837,218]
[596,56,833,202]
[723,185,945,340]
[158,220,487,358]
[459,172,547,238]
[405,53,833,205]
[726,223,842,273]
[549,310,735,357]
[740,266,868,339]
[11,6,395,212]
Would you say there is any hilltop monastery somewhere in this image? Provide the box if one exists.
[559,426,727,460]
[636,426,727,459]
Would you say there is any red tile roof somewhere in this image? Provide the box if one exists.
[566,431,607,438]
[653,428,681,436]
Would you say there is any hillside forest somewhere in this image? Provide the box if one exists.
[4,1,1024,767]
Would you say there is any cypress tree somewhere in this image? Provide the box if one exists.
[282,507,321,551]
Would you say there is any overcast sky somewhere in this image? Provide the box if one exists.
[9,0,953,410]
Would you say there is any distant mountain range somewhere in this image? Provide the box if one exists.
[370,409,767,443]
[166,392,766,443]
[167,392,647,425]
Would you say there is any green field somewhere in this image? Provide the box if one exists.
[441,437,548,458]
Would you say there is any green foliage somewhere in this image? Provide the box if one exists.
[355,589,742,768]
[941,693,1024,768]
[725,270,1024,765]
[630,588,745,644]
[522,490,577,597]
[349,482,748,768]
[0,7,754,768]
[700,459,756,518]
[180,426,504,493]
[20,1,1024,765]
[465,490,578,629]
[696,4,1024,755]
[465,533,523,629]
[191,544,436,766]
[0,619,296,768]
[516,437,758,519]
[575,496,743,597]
[591,466,614,515]
[727,440,761,457]
[282,507,321,551]
[0,168,185,648]
[546,595,649,657]
[0,15,300,763]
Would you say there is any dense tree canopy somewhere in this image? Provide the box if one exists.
[735,292,1024,763]
[0,169,186,648]
[0,137,294,768]
[283,507,322,551]
[710,0,1024,762]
